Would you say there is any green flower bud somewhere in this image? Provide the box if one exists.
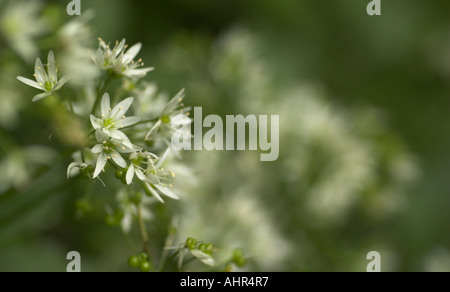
[205,243,214,255]
[139,261,152,272]
[138,252,148,263]
[127,255,140,268]
[198,243,208,253]
[161,115,171,124]
[115,169,125,179]
[186,237,197,250]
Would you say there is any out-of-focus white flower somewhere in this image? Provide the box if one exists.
[0,0,46,62]
[127,82,168,118]
[144,89,191,142]
[424,249,450,272]
[94,38,154,79]
[0,84,23,128]
[57,10,101,86]
[125,151,157,185]
[90,93,141,148]
[17,51,70,102]
[116,189,154,233]
[140,149,180,203]
[0,146,57,193]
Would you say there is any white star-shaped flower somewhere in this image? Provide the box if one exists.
[94,38,154,79]
[90,93,141,149]
[17,51,70,102]
[91,138,139,179]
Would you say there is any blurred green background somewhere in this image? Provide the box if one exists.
[0,0,449,271]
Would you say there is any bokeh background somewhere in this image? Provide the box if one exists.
[0,0,450,271]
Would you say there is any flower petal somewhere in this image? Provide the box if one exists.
[67,162,80,179]
[121,212,133,234]
[162,89,185,115]
[147,173,160,185]
[126,164,135,185]
[145,182,164,203]
[95,129,110,143]
[101,93,111,117]
[115,39,126,57]
[32,92,51,102]
[111,150,127,168]
[110,129,132,148]
[123,43,142,63]
[17,76,43,90]
[34,58,48,86]
[135,168,148,182]
[91,144,104,154]
[90,115,102,130]
[53,75,70,91]
[93,153,108,178]
[123,68,154,79]
[154,184,179,200]
[47,51,57,83]
[115,116,141,128]
[111,97,134,119]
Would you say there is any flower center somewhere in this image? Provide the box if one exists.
[45,82,53,91]
[103,118,115,128]
[103,141,116,154]
[161,115,171,124]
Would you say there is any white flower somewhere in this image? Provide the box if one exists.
[17,51,70,102]
[94,38,154,79]
[125,151,158,185]
[144,89,191,141]
[91,138,139,179]
[90,93,141,148]
[142,150,180,203]
[116,189,153,233]
[0,0,46,62]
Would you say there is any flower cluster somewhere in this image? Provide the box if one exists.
[94,38,154,79]
[17,38,187,206]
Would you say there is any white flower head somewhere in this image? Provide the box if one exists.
[0,0,46,62]
[145,89,191,141]
[91,138,139,179]
[94,38,154,79]
[142,149,180,203]
[125,151,158,185]
[90,93,141,149]
[17,51,70,102]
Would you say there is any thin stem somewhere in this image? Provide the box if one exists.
[135,117,160,126]
[91,73,114,115]
[159,250,180,272]
[137,203,150,254]
[158,230,178,271]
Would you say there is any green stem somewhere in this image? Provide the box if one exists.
[135,117,160,126]
[159,250,180,272]
[91,73,114,115]
[137,203,150,255]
